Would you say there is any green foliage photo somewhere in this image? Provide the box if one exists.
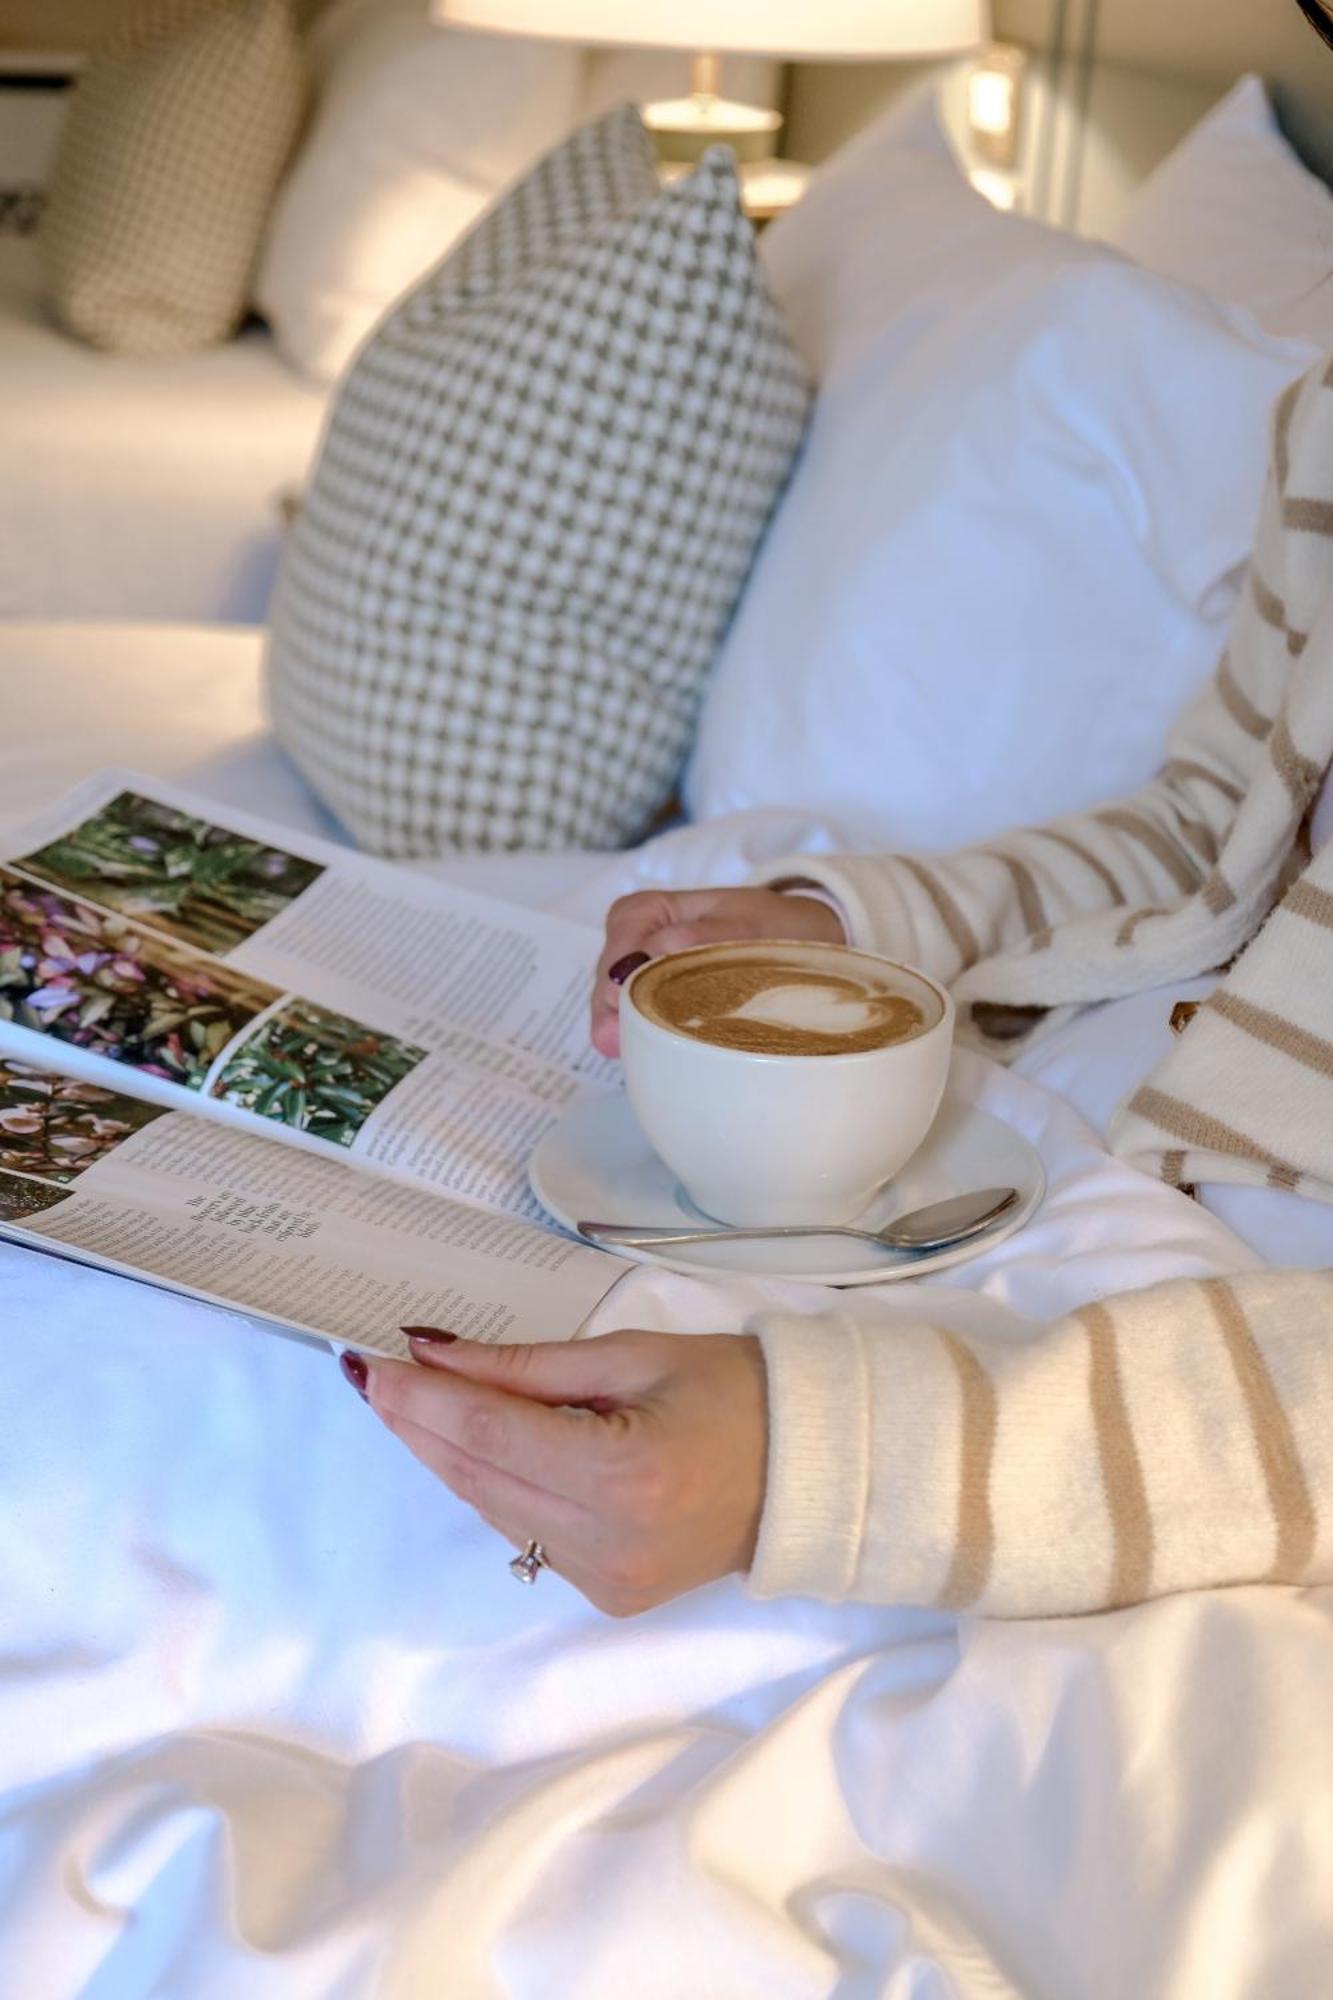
[20,792,324,957]
[211,1002,426,1147]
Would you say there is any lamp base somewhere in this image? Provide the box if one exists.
[643,94,783,166]
[658,156,811,227]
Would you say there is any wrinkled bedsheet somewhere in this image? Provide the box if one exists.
[4,793,1333,1998]
[0,628,1329,1995]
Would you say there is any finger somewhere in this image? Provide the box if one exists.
[590,960,637,1057]
[590,997,622,1059]
[596,889,727,984]
[594,892,677,991]
[591,912,778,1056]
[633,912,784,958]
[390,1418,658,1616]
[402,1328,666,1407]
[365,1349,632,1504]
[591,892,734,1056]
[389,1414,587,1557]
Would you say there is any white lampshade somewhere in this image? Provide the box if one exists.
[433,1,989,60]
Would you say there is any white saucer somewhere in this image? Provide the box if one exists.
[530,1090,1045,1286]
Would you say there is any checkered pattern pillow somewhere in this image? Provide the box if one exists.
[266,106,811,855]
[39,0,306,355]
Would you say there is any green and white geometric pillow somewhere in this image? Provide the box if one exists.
[266,105,811,854]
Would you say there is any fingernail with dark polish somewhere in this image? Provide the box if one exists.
[403,1326,457,1344]
[340,1350,369,1399]
[608,951,649,986]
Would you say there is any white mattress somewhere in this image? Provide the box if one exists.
[0,242,327,623]
[4,622,1333,1996]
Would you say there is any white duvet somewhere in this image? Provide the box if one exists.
[3,626,1333,1995]
[0,246,325,624]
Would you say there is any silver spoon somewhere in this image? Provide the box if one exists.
[578,1186,1020,1254]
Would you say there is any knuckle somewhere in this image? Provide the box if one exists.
[606,891,656,931]
[485,1341,532,1379]
[459,1396,504,1460]
[650,923,702,954]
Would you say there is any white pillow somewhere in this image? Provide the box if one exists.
[1114,76,1333,346]
[684,107,1316,854]
[256,2,582,382]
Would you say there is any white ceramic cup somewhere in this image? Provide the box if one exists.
[619,941,955,1227]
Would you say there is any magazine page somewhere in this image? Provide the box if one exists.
[0,773,619,1223]
[0,1058,622,1356]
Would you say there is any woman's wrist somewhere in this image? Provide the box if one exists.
[768,879,849,944]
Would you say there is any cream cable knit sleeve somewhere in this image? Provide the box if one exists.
[749,1269,1333,1616]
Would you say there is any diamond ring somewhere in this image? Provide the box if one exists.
[508,1539,548,1584]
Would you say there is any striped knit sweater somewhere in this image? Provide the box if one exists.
[746,357,1333,1615]
[756,359,1333,1200]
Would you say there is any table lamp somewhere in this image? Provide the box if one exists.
[433,2,989,162]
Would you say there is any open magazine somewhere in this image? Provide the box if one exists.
[0,773,629,1357]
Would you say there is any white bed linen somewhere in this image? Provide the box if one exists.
[1015,982,1333,1272]
[3,624,1333,1994]
[14,1000,1333,2000]
[0,245,326,623]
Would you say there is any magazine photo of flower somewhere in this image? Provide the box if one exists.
[0,1060,167,1183]
[210,1001,426,1147]
[0,1170,69,1223]
[0,871,279,1092]
[18,791,324,957]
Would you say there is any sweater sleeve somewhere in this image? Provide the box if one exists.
[749,653,1258,987]
[748,375,1312,989]
[748,1268,1333,1617]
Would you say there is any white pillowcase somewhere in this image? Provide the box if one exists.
[1114,76,1333,346]
[256,1,582,382]
[684,107,1316,854]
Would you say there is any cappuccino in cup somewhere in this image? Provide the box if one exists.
[620,941,953,1228]
[632,944,926,1057]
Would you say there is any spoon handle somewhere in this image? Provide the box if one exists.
[578,1188,1019,1253]
[578,1220,870,1247]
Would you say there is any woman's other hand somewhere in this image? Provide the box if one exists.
[590,887,846,1057]
[343,1328,768,1617]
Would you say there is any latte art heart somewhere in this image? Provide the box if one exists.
[633,945,929,1056]
[723,982,885,1036]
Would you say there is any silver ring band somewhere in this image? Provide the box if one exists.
[508,1539,548,1584]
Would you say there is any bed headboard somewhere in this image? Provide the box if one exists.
[786,0,1333,232]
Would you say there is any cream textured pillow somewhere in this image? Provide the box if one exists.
[40,0,306,356]
[266,107,811,855]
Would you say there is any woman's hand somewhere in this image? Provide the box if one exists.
[590,887,845,1057]
[342,1328,768,1617]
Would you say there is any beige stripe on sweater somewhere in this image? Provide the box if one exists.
[746,360,1333,1620]
[754,355,1333,1204]
[752,1274,1332,1615]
